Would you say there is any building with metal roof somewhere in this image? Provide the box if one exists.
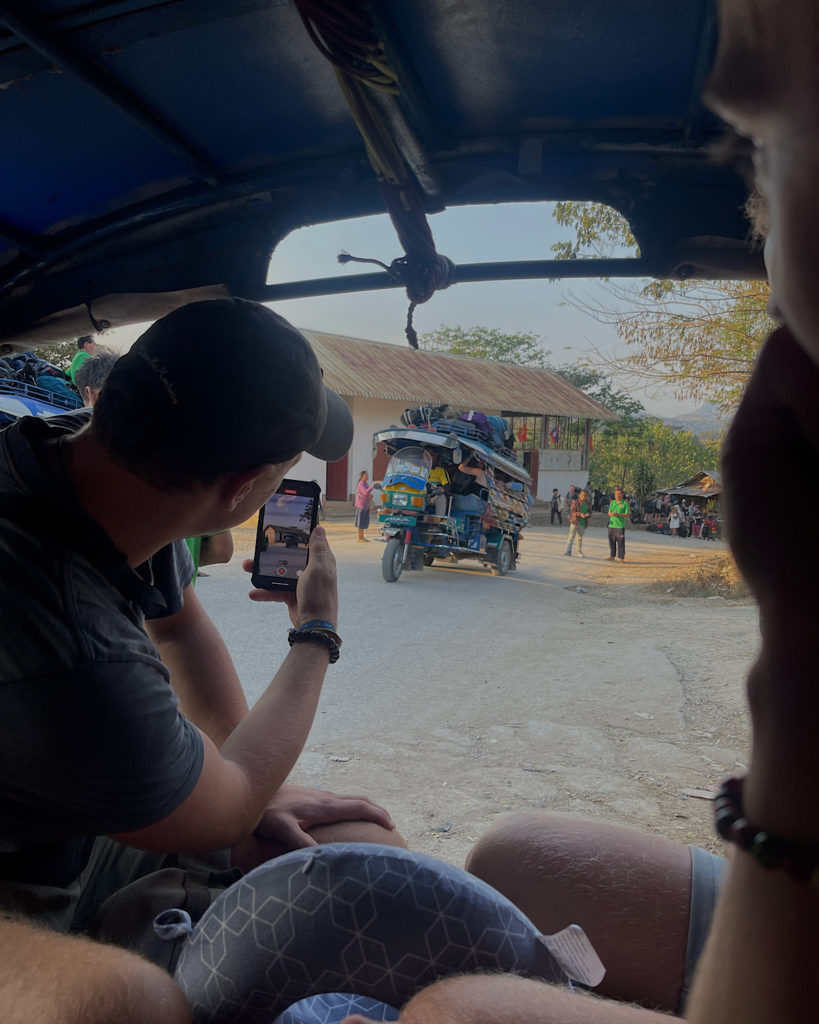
[294,331,615,501]
[302,331,614,420]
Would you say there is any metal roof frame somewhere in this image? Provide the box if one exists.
[0,1,760,349]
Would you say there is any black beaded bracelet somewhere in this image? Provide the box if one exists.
[714,776,819,888]
[287,625,342,663]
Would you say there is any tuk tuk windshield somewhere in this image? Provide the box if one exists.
[382,447,431,492]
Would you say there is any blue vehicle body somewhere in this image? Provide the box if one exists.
[0,379,80,427]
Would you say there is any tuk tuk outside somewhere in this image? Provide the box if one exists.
[373,412,531,582]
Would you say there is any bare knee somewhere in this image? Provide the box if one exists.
[0,917,191,1024]
[466,810,572,880]
[308,819,408,848]
[233,820,408,870]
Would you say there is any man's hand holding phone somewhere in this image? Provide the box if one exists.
[244,526,338,629]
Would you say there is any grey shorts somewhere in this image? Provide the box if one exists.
[681,845,727,1008]
[0,837,240,971]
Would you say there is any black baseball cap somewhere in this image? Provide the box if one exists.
[94,299,353,484]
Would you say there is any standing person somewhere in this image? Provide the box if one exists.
[668,505,680,536]
[564,488,590,557]
[549,487,563,526]
[549,486,563,525]
[607,485,629,561]
[565,484,579,515]
[355,469,374,541]
[66,334,98,384]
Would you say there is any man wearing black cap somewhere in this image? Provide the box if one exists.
[0,300,398,1006]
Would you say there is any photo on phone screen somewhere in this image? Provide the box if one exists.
[251,479,320,590]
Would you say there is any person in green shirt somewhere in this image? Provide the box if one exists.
[607,485,629,561]
[185,531,234,583]
[66,335,98,383]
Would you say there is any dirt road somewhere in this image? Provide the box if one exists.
[202,522,756,868]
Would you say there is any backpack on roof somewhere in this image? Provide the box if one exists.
[458,410,491,439]
[486,415,512,449]
[401,403,448,428]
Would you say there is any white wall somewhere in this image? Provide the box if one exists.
[348,396,409,488]
[290,450,326,490]
[288,397,406,499]
[296,398,565,501]
[537,448,588,499]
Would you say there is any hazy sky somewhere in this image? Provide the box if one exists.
[263,493,313,531]
[107,201,698,417]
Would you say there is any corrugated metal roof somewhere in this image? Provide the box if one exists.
[301,331,617,420]
[658,470,722,497]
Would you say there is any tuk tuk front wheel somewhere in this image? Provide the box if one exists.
[492,539,513,576]
[382,537,405,582]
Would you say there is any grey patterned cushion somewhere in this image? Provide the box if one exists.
[174,843,560,1023]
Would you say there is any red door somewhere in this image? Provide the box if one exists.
[325,454,349,500]
[528,449,539,496]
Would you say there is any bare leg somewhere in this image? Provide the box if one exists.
[232,819,407,871]
[0,915,191,1024]
[344,974,675,1024]
[465,812,692,1012]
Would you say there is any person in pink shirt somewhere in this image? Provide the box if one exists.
[355,470,375,542]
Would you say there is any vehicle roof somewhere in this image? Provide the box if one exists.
[0,1,756,347]
[373,427,532,485]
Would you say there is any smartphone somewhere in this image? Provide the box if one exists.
[251,479,321,590]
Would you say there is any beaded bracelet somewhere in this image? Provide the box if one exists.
[287,625,342,663]
[714,776,819,888]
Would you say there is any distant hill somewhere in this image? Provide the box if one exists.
[663,402,724,438]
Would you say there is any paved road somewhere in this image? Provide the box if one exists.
[195,524,754,865]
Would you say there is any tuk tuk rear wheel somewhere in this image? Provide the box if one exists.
[423,552,435,566]
[382,538,405,582]
[409,547,425,571]
[492,539,512,576]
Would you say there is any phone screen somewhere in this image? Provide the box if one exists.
[251,479,321,590]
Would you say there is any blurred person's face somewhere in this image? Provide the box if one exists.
[706,0,819,362]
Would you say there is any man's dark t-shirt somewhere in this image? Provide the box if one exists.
[0,411,203,887]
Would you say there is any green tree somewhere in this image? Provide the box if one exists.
[590,417,715,494]
[632,460,657,506]
[30,340,77,371]
[551,200,638,261]
[549,363,644,419]
[419,325,549,368]
[551,201,775,415]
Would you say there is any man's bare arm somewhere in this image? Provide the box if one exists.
[145,584,247,745]
[114,528,339,853]
[686,331,819,1023]
[199,530,234,567]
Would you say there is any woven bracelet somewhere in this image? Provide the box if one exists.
[714,776,819,888]
[287,626,342,664]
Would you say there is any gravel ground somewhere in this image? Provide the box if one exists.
[199,521,756,867]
